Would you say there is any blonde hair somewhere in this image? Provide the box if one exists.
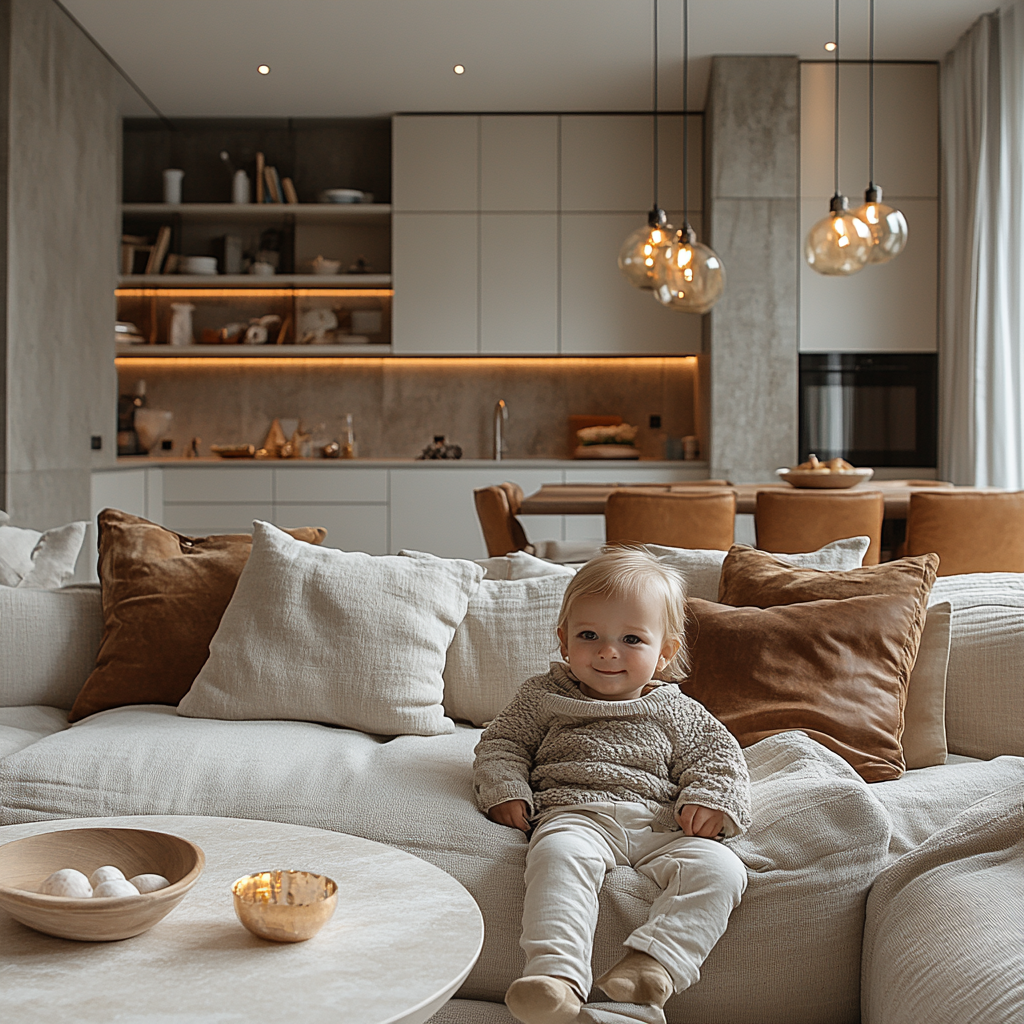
[556,546,690,679]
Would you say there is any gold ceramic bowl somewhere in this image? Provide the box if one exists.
[232,870,337,942]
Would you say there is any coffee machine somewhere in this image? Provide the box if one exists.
[117,380,146,456]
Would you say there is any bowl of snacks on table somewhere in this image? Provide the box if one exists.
[776,454,874,489]
[0,827,204,941]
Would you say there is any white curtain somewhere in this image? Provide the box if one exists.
[940,3,1024,487]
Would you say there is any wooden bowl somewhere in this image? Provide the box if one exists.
[0,827,204,941]
[776,467,874,489]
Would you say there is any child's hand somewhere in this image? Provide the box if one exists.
[487,799,530,832]
[676,804,725,838]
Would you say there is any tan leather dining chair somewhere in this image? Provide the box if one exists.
[754,489,884,565]
[474,483,600,563]
[905,491,1024,575]
[604,489,737,550]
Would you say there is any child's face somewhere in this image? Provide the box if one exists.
[557,591,681,701]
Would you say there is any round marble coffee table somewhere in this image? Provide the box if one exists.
[0,815,484,1024]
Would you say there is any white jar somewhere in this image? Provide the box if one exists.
[232,169,251,204]
[169,303,195,347]
[163,168,184,204]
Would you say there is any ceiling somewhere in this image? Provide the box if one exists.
[61,0,996,119]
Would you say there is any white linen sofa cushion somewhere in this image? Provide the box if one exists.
[902,601,951,769]
[929,572,1024,759]
[177,523,484,736]
[0,584,103,708]
[0,519,88,589]
[0,706,70,758]
[475,551,577,581]
[645,536,870,601]
[443,575,570,726]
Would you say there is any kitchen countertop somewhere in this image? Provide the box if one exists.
[107,457,710,470]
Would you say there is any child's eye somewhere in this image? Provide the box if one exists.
[623,634,643,645]
[577,630,598,641]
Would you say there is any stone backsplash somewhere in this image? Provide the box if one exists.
[116,356,697,461]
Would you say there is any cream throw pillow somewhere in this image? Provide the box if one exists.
[902,602,951,769]
[646,536,870,602]
[178,522,484,736]
[0,519,88,589]
[443,574,571,726]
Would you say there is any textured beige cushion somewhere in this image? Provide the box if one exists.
[646,536,870,602]
[0,585,103,709]
[475,552,577,581]
[443,575,570,726]
[177,523,484,736]
[929,573,1024,758]
[0,706,69,758]
[902,602,951,769]
[0,520,88,589]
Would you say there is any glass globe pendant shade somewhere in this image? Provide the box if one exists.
[651,224,725,314]
[854,186,909,264]
[805,194,873,276]
[618,207,674,290]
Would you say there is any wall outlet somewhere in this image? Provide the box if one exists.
[90,435,102,450]
[649,415,661,429]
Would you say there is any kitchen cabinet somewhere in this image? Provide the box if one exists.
[391,213,479,354]
[392,116,479,212]
[480,116,559,211]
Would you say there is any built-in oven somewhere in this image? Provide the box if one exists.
[798,353,937,468]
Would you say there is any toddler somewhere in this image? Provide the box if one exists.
[473,548,750,1024]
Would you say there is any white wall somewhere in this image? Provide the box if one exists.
[799,62,938,354]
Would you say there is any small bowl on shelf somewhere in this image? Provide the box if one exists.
[232,869,337,943]
[318,189,364,204]
[0,827,204,941]
[776,467,874,489]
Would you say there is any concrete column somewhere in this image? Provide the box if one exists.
[0,0,120,528]
[704,56,800,483]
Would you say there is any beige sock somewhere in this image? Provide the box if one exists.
[595,949,674,1007]
[505,976,582,1024]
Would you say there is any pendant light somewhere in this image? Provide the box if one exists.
[651,0,725,313]
[617,0,673,289]
[805,0,873,276]
[853,0,908,262]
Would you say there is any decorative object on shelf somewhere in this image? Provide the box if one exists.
[347,256,372,274]
[116,380,147,456]
[248,261,275,276]
[261,418,288,457]
[115,321,146,344]
[319,188,365,204]
[651,0,726,313]
[417,435,463,460]
[298,307,339,345]
[210,444,257,459]
[178,256,218,276]
[134,408,173,453]
[573,423,641,459]
[617,0,673,290]
[243,314,282,345]
[853,0,909,264]
[232,870,338,943]
[311,255,342,275]
[162,168,184,204]
[168,303,196,347]
[255,151,265,203]
[232,169,251,204]
[281,177,299,204]
[682,434,700,460]
[340,413,358,458]
[185,436,202,458]
[805,0,873,276]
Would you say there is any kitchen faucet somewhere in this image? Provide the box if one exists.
[493,399,508,460]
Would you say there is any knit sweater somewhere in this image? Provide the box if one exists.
[473,663,751,836]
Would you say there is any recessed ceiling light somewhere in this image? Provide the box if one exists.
[824,41,836,52]
[257,64,271,75]
[453,64,465,75]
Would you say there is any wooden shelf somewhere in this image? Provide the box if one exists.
[116,344,393,358]
[122,203,391,224]
[117,274,392,289]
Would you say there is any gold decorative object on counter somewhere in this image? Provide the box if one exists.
[210,444,256,459]
[261,418,288,457]
[232,870,337,943]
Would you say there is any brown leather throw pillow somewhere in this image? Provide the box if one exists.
[68,510,327,722]
[682,594,922,782]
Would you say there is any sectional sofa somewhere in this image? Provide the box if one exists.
[0,515,1021,1024]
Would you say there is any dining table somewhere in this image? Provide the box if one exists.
[518,479,986,520]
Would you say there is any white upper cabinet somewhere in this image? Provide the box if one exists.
[392,213,478,354]
[480,116,559,211]
[560,115,684,212]
[393,116,479,211]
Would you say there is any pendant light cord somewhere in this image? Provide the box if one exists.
[833,0,840,199]
[868,0,875,189]
[652,0,660,210]
[682,0,689,226]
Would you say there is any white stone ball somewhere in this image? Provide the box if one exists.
[129,873,170,893]
[92,878,140,898]
[89,865,125,887]
[39,868,93,898]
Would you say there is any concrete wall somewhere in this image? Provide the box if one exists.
[0,0,120,528]
[704,56,800,483]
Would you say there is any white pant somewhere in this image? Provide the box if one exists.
[521,802,747,1002]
